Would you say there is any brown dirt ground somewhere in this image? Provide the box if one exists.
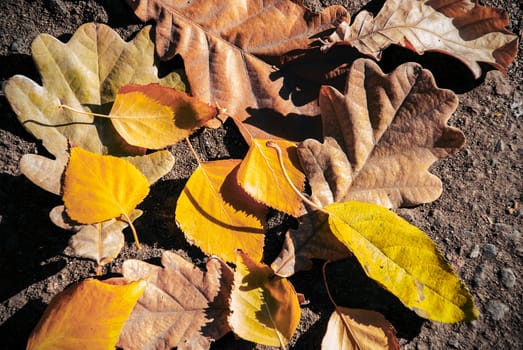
[0,0,521,349]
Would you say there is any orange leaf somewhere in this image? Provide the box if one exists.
[63,147,149,224]
[110,84,217,149]
[322,307,399,350]
[229,251,301,347]
[237,139,305,217]
[26,278,146,350]
[176,160,267,263]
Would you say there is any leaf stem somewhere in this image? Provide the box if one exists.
[185,137,202,165]
[122,212,141,250]
[265,141,327,214]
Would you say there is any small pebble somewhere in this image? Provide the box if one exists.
[483,244,498,257]
[500,268,516,288]
[447,337,459,348]
[486,300,509,321]
[473,265,486,286]
[10,40,21,53]
[469,244,480,258]
[494,139,505,152]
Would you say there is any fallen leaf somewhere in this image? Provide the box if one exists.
[26,278,146,350]
[322,0,518,78]
[5,23,183,194]
[110,84,217,149]
[50,206,143,267]
[63,147,149,224]
[326,200,478,323]
[126,0,348,141]
[117,251,233,350]
[322,307,399,350]
[237,138,305,217]
[176,160,267,263]
[299,59,465,209]
[229,250,301,347]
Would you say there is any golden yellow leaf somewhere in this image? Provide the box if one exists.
[176,160,266,263]
[325,201,478,323]
[63,147,149,224]
[237,139,305,217]
[229,251,301,347]
[110,84,217,149]
[322,307,399,350]
[26,278,146,350]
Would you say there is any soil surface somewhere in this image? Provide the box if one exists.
[0,0,521,349]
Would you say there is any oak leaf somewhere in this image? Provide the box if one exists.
[26,278,146,350]
[300,59,465,209]
[237,138,305,217]
[321,308,399,350]
[322,0,518,78]
[272,58,464,277]
[4,23,183,194]
[110,84,217,149]
[63,147,150,225]
[326,201,478,323]
[126,0,347,141]
[176,160,267,263]
[50,206,143,267]
[117,251,233,350]
[229,250,301,347]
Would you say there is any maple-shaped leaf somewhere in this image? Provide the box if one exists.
[272,58,464,277]
[26,278,146,350]
[237,139,305,217]
[322,0,518,78]
[325,201,477,323]
[300,58,465,209]
[126,0,347,142]
[229,250,301,347]
[63,147,150,225]
[321,308,399,350]
[4,23,183,194]
[50,206,143,267]
[109,84,218,149]
[117,251,233,350]
[176,159,267,263]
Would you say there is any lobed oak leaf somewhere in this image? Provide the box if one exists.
[326,201,478,323]
[176,160,267,263]
[237,138,305,217]
[126,0,347,142]
[50,206,143,267]
[117,251,233,350]
[229,250,301,347]
[110,84,217,149]
[63,147,149,225]
[322,0,518,78]
[321,307,399,350]
[26,278,146,350]
[4,23,183,194]
[272,58,464,277]
[300,59,465,209]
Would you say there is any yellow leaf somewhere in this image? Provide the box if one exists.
[26,278,146,350]
[63,147,149,224]
[176,160,266,263]
[237,138,305,217]
[325,201,478,323]
[229,251,301,347]
[322,307,399,350]
[110,84,217,149]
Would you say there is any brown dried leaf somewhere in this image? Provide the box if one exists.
[300,58,465,209]
[322,0,518,78]
[126,0,347,141]
[117,251,233,350]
